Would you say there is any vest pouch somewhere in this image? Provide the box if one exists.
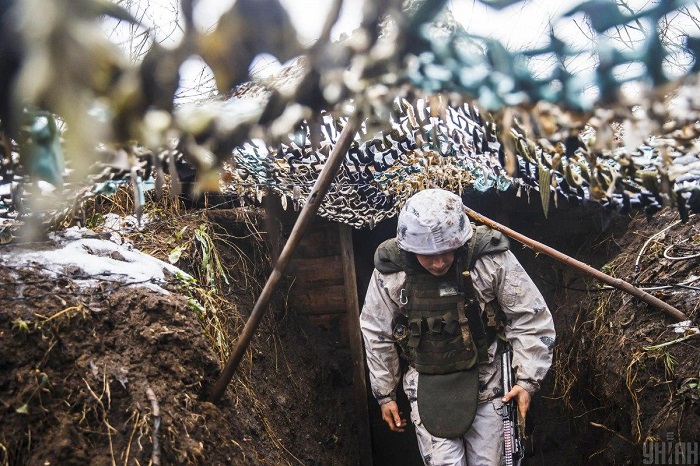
[408,318,422,348]
[417,369,479,438]
[404,272,478,374]
[427,316,445,334]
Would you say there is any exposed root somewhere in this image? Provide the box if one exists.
[625,351,644,442]
[121,409,142,466]
[34,303,86,323]
[0,442,8,466]
[146,388,161,466]
[590,422,636,446]
[82,371,118,466]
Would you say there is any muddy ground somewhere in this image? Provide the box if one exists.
[0,204,359,466]
[556,209,700,465]
[1,194,699,465]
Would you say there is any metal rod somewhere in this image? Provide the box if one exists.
[209,116,359,403]
[463,206,690,323]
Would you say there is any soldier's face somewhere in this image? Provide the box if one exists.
[415,251,455,276]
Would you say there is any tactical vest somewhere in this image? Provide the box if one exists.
[374,224,510,376]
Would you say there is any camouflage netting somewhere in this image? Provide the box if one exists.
[2,0,700,235]
[225,95,510,228]
[223,85,700,228]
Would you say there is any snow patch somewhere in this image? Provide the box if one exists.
[2,227,190,293]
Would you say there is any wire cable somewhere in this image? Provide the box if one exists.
[663,242,700,261]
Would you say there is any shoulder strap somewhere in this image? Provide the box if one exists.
[467,225,510,269]
[459,267,491,363]
[374,238,404,273]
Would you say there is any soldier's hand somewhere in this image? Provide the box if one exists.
[502,384,531,420]
[380,401,407,432]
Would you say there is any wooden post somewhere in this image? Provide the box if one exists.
[464,205,691,322]
[208,117,359,403]
[339,223,374,466]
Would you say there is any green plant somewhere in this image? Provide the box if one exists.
[168,223,229,291]
[677,376,700,401]
[174,271,233,362]
[642,346,678,380]
[85,212,104,229]
[194,224,230,290]
[12,318,30,335]
[663,352,677,379]
[167,226,190,264]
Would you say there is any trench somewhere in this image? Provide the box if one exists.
[205,187,659,464]
[349,189,630,465]
[5,188,694,465]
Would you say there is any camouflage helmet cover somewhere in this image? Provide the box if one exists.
[396,189,473,255]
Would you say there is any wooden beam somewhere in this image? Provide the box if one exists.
[339,223,373,466]
[208,117,359,403]
[288,256,344,283]
[464,205,691,322]
[294,284,348,314]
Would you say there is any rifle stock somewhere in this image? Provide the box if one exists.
[501,347,524,466]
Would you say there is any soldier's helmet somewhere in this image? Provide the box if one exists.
[396,188,473,255]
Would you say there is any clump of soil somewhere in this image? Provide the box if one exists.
[0,204,360,465]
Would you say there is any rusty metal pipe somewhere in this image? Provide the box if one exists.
[463,206,690,323]
[209,117,359,403]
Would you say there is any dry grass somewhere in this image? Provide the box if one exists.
[76,186,272,365]
[3,177,357,465]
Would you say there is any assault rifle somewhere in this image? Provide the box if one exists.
[501,347,524,466]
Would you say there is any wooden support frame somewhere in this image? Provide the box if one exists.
[209,117,359,403]
[339,223,373,466]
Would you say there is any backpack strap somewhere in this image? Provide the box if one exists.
[461,225,510,362]
[468,224,510,269]
[459,267,491,363]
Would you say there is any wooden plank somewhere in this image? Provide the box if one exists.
[289,221,341,258]
[294,284,347,314]
[288,256,344,283]
[339,223,373,466]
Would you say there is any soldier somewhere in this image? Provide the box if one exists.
[360,188,555,465]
